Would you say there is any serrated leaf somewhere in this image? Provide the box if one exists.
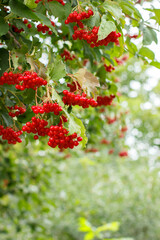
[47,1,71,21]
[0,17,9,37]
[146,8,160,25]
[9,0,39,20]
[139,47,155,60]
[98,17,116,41]
[102,1,122,20]
[74,68,100,96]
[47,56,66,82]
[119,0,142,19]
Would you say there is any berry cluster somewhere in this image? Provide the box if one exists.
[15,71,47,90]
[108,149,114,154]
[100,139,110,145]
[0,72,20,85]
[48,125,82,149]
[11,24,24,33]
[63,90,98,108]
[115,55,129,65]
[8,105,26,118]
[107,117,117,124]
[97,95,115,106]
[119,151,128,157]
[104,64,115,72]
[121,126,128,132]
[61,50,75,61]
[72,26,121,48]
[67,81,81,92]
[22,117,49,137]
[35,0,65,5]
[37,21,55,35]
[65,9,94,25]
[0,125,22,144]
[23,19,32,29]
[31,102,62,115]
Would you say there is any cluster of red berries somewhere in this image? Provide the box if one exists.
[115,55,129,65]
[22,117,49,138]
[67,81,81,92]
[104,64,115,72]
[97,95,115,106]
[72,25,121,48]
[100,139,110,145]
[121,126,128,132]
[0,125,22,144]
[119,151,128,157]
[107,117,117,124]
[35,0,65,5]
[65,9,94,25]
[31,102,62,115]
[0,72,20,85]
[126,34,138,39]
[23,19,32,29]
[10,24,24,33]
[63,90,98,108]
[48,125,82,149]
[8,105,26,118]
[15,71,47,90]
[61,50,76,61]
[108,149,114,154]
[37,21,55,35]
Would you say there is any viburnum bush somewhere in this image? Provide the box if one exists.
[0,0,159,153]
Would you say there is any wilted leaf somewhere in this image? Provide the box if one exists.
[73,68,100,96]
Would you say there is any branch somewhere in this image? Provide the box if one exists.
[8,31,21,48]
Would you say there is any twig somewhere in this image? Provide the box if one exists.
[8,31,21,48]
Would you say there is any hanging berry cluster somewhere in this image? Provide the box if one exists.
[0,125,23,144]
[104,64,115,73]
[97,95,115,106]
[48,126,82,149]
[15,71,47,90]
[65,10,121,48]
[63,90,98,108]
[0,71,47,90]
[37,20,55,35]
[8,105,26,118]
[61,50,76,61]
[31,102,62,115]
[0,72,20,85]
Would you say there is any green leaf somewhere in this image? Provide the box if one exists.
[143,27,158,45]
[98,17,116,41]
[119,0,142,19]
[102,1,123,20]
[96,222,120,233]
[139,47,155,60]
[1,112,13,127]
[5,96,15,107]
[0,17,9,37]
[85,11,100,28]
[69,114,88,148]
[78,218,93,232]
[0,49,9,76]
[152,9,160,25]
[47,1,71,21]
[24,0,37,9]
[47,56,66,82]
[150,61,160,69]
[84,232,94,240]
[9,0,39,20]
